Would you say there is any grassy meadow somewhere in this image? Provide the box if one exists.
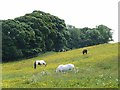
[2,43,118,88]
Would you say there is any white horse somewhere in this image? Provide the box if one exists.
[56,64,75,72]
[34,60,47,69]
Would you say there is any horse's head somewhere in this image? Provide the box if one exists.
[45,63,47,66]
[43,63,47,66]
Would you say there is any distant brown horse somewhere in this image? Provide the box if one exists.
[82,49,87,54]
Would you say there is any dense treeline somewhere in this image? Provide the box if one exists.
[2,10,113,61]
[67,25,113,49]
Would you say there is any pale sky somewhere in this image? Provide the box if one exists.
[0,0,119,42]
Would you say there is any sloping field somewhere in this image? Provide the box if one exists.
[2,43,118,88]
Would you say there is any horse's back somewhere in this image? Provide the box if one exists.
[82,49,87,54]
[66,64,74,68]
[62,64,74,70]
[35,60,46,65]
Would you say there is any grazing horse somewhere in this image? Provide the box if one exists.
[82,49,87,54]
[34,60,47,69]
[56,64,75,72]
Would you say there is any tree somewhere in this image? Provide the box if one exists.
[67,24,113,49]
[2,10,69,61]
[96,25,113,43]
[2,11,113,61]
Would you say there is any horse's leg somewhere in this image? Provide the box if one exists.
[83,51,84,55]
[34,62,36,69]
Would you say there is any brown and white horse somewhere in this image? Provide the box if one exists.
[34,60,47,69]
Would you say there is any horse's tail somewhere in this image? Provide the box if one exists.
[34,61,36,69]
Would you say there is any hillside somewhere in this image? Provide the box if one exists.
[2,43,118,88]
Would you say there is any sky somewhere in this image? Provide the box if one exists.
[0,0,119,42]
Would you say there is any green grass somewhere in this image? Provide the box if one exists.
[2,43,118,88]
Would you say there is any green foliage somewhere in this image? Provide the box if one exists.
[2,10,68,61]
[96,25,113,43]
[2,10,113,61]
[2,20,36,61]
[67,25,113,48]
